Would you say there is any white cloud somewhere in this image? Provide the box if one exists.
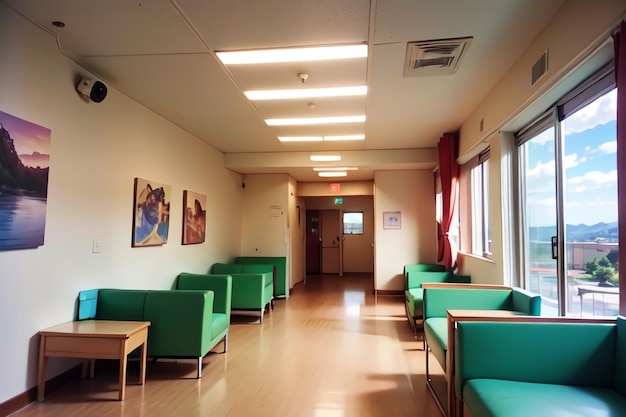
[598,141,617,154]
[563,153,579,169]
[567,169,617,192]
[563,89,616,135]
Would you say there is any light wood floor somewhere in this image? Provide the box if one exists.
[12,274,443,417]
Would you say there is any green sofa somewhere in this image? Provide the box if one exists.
[212,263,274,323]
[78,275,231,378]
[404,268,471,340]
[422,284,542,415]
[235,256,287,298]
[454,316,625,417]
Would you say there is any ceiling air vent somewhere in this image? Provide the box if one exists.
[531,50,548,86]
[404,37,473,77]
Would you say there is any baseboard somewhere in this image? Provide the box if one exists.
[0,365,81,416]
[374,289,403,296]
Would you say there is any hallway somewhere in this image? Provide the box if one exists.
[13,274,441,417]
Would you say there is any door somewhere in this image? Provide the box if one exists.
[518,86,618,317]
[306,210,321,274]
[321,210,342,274]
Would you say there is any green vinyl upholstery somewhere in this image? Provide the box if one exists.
[455,318,626,417]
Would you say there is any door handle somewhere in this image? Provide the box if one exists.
[551,236,558,260]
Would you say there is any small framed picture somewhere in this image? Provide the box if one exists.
[383,211,401,230]
[182,190,206,245]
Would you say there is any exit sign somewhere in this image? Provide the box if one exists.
[329,183,341,193]
[334,197,344,205]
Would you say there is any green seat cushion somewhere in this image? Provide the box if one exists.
[464,379,626,417]
[424,317,447,370]
[405,288,424,318]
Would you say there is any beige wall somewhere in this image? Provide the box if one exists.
[0,4,243,403]
[460,0,626,161]
[456,1,626,286]
[374,170,438,291]
[305,195,374,273]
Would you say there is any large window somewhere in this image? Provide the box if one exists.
[471,150,491,257]
[516,63,618,317]
[343,211,363,235]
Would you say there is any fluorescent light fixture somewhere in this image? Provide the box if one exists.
[313,167,358,171]
[311,155,341,162]
[266,115,365,126]
[245,86,367,100]
[216,44,368,65]
[278,134,364,142]
[318,171,348,177]
[323,134,365,141]
[278,136,323,142]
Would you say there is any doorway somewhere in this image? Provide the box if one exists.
[306,209,342,275]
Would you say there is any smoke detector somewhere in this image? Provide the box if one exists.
[404,37,473,77]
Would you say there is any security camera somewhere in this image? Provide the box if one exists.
[77,77,107,103]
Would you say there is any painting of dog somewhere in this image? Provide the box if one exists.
[132,177,171,247]
[183,190,206,245]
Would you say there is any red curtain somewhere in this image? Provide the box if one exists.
[613,21,626,314]
[437,132,460,270]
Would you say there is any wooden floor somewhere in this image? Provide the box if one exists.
[12,274,443,417]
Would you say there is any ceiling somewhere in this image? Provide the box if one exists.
[2,0,567,182]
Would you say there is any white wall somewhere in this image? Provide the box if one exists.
[240,174,291,295]
[0,5,243,403]
[374,170,438,291]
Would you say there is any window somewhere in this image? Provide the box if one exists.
[470,150,491,257]
[343,211,364,235]
[515,60,618,317]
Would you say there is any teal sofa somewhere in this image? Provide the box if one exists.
[212,263,274,323]
[422,284,542,415]
[404,267,471,340]
[78,275,231,378]
[454,316,625,417]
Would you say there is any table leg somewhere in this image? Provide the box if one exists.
[37,336,47,401]
[118,342,127,401]
[139,340,147,385]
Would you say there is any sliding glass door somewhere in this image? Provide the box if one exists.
[517,76,618,317]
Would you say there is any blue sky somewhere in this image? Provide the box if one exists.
[525,89,617,227]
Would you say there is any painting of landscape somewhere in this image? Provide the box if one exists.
[0,111,51,250]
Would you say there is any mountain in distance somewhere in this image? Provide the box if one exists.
[529,222,619,243]
[0,124,49,196]
[19,151,49,169]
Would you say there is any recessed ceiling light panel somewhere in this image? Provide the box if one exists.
[323,134,365,141]
[278,136,323,142]
[245,86,367,101]
[318,171,348,177]
[217,44,368,65]
[266,116,366,126]
[311,155,341,162]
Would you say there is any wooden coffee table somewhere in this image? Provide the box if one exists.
[38,320,150,401]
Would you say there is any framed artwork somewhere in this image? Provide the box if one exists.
[383,211,402,230]
[132,177,171,247]
[0,111,51,250]
[182,190,206,245]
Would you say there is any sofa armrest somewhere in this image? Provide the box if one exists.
[231,273,269,309]
[176,273,232,317]
[144,290,214,358]
[406,271,453,289]
[511,287,542,315]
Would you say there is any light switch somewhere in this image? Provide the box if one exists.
[92,237,103,253]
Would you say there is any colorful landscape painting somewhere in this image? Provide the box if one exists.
[0,111,50,250]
